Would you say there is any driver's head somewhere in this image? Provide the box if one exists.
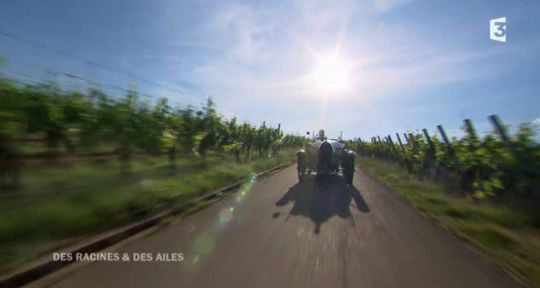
[318,129,326,139]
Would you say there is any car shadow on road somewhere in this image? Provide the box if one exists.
[275,175,369,234]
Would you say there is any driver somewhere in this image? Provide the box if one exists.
[317,129,327,141]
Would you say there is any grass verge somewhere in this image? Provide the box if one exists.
[0,151,295,276]
[359,156,540,287]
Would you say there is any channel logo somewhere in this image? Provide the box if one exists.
[490,17,507,43]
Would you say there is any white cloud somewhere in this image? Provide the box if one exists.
[151,0,525,137]
[370,0,412,12]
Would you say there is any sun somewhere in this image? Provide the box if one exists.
[312,54,351,93]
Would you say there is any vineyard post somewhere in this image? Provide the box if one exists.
[437,124,461,171]
[437,125,452,149]
[407,133,418,172]
[464,119,478,140]
[462,119,478,191]
[396,132,411,171]
[381,136,389,158]
[377,136,383,157]
[387,134,398,160]
[385,136,391,159]
[387,134,395,149]
[422,128,436,175]
[408,133,416,149]
[488,114,513,151]
[422,129,435,151]
[396,133,406,152]
[488,114,519,193]
[383,135,391,158]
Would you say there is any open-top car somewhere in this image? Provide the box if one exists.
[296,130,356,185]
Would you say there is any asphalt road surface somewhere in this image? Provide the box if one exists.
[30,166,523,288]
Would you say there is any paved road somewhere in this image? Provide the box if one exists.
[30,166,523,288]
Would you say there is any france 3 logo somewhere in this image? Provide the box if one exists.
[490,17,507,43]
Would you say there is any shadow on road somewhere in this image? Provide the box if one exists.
[275,175,369,234]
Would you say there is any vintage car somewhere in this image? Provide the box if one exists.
[296,130,356,185]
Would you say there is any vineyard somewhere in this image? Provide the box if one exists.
[347,117,540,222]
[0,77,304,188]
[1,75,539,282]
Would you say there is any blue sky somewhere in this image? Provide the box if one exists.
[1,0,539,140]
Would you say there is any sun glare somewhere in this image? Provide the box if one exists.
[312,54,350,93]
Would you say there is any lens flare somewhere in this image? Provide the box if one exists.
[312,54,351,93]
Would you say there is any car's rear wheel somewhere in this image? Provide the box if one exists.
[344,168,354,185]
[298,169,305,181]
[342,151,356,185]
[297,150,307,182]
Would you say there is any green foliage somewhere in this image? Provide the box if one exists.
[348,120,540,203]
[0,77,303,172]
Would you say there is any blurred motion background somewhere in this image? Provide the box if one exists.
[0,74,304,274]
[0,0,539,285]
